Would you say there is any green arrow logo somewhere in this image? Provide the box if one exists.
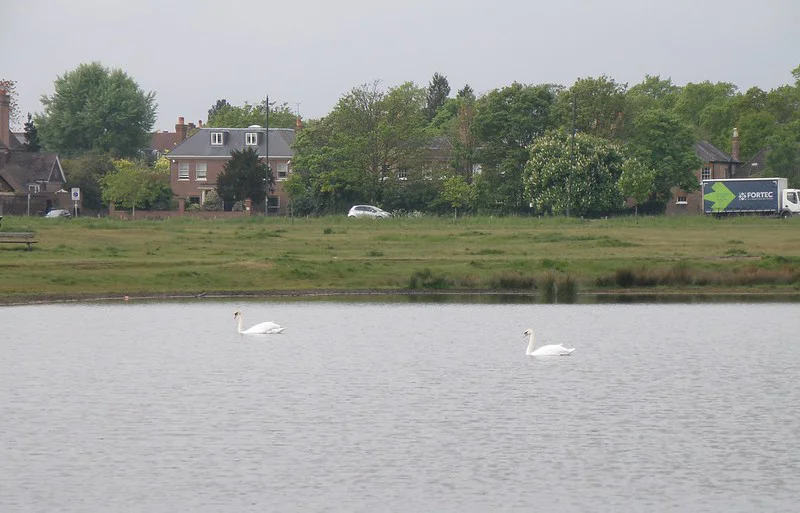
[704,182,735,212]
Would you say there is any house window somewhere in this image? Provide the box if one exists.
[178,162,190,180]
[211,132,224,145]
[28,184,41,193]
[245,132,258,146]
[397,168,408,181]
[196,162,207,181]
[701,167,711,181]
[276,162,288,181]
[676,196,687,204]
[267,195,280,213]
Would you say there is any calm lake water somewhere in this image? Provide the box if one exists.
[1,298,799,512]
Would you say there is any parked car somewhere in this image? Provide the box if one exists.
[347,205,391,218]
[45,209,71,218]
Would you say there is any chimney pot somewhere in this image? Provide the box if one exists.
[178,116,184,124]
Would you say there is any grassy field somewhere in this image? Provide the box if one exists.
[1,214,799,303]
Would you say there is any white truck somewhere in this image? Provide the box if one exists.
[702,178,800,218]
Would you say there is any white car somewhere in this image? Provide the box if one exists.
[347,205,391,218]
[45,209,71,218]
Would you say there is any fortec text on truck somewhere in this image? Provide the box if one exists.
[702,178,800,218]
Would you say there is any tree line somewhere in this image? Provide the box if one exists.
[4,62,799,216]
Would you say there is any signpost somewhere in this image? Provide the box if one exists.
[71,188,80,217]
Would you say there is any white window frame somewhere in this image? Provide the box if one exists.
[245,132,258,146]
[28,184,41,193]
[701,167,711,181]
[178,162,190,180]
[276,162,288,181]
[211,132,224,145]
[196,162,207,181]
[676,196,687,205]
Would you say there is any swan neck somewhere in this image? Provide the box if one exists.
[237,315,244,333]
[526,332,536,355]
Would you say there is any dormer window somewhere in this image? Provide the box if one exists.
[245,132,258,146]
[211,132,224,145]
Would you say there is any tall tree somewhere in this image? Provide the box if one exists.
[292,80,428,208]
[471,82,557,213]
[626,109,701,208]
[23,113,41,152]
[554,76,627,140]
[36,62,156,157]
[207,99,230,121]
[207,99,297,128]
[425,72,451,122]
[525,130,652,217]
[215,147,273,208]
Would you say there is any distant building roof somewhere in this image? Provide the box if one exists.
[168,127,295,158]
[0,152,65,192]
[695,141,738,163]
[149,131,179,154]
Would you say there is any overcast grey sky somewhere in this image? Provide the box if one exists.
[3,0,798,131]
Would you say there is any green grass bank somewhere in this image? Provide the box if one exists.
[1,214,799,303]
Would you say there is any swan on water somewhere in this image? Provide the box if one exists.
[523,328,574,356]
[234,310,285,334]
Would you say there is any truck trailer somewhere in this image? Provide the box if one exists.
[702,178,800,218]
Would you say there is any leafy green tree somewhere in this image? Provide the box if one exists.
[425,72,451,122]
[62,152,116,211]
[23,113,41,152]
[472,82,557,213]
[292,81,428,208]
[617,158,656,215]
[100,158,170,217]
[215,147,273,209]
[36,62,156,157]
[626,109,701,207]
[765,122,800,187]
[671,80,737,148]
[207,99,297,128]
[554,76,627,139]
[525,130,647,217]
[439,175,473,219]
[207,99,230,121]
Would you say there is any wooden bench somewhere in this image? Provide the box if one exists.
[0,232,38,251]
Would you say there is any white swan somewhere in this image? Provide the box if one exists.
[234,310,285,334]
[523,328,574,356]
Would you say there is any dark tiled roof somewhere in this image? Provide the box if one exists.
[0,152,65,192]
[168,127,295,158]
[695,141,738,163]
[150,131,179,153]
[11,132,25,148]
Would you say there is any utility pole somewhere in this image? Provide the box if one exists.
[567,94,576,217]
[265,94,270,216]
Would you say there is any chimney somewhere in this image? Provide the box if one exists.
[0,89,10,150]
[295,116,303,131]
[176,116,187,142]
[731,127,740,161]
[198,119,203,128]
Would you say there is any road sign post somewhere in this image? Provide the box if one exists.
[71,188,80,217]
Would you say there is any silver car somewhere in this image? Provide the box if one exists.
[347,205,391,218]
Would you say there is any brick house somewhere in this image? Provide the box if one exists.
[0,89,68,216]
[167,118,296,214]
[665,130,742,215]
